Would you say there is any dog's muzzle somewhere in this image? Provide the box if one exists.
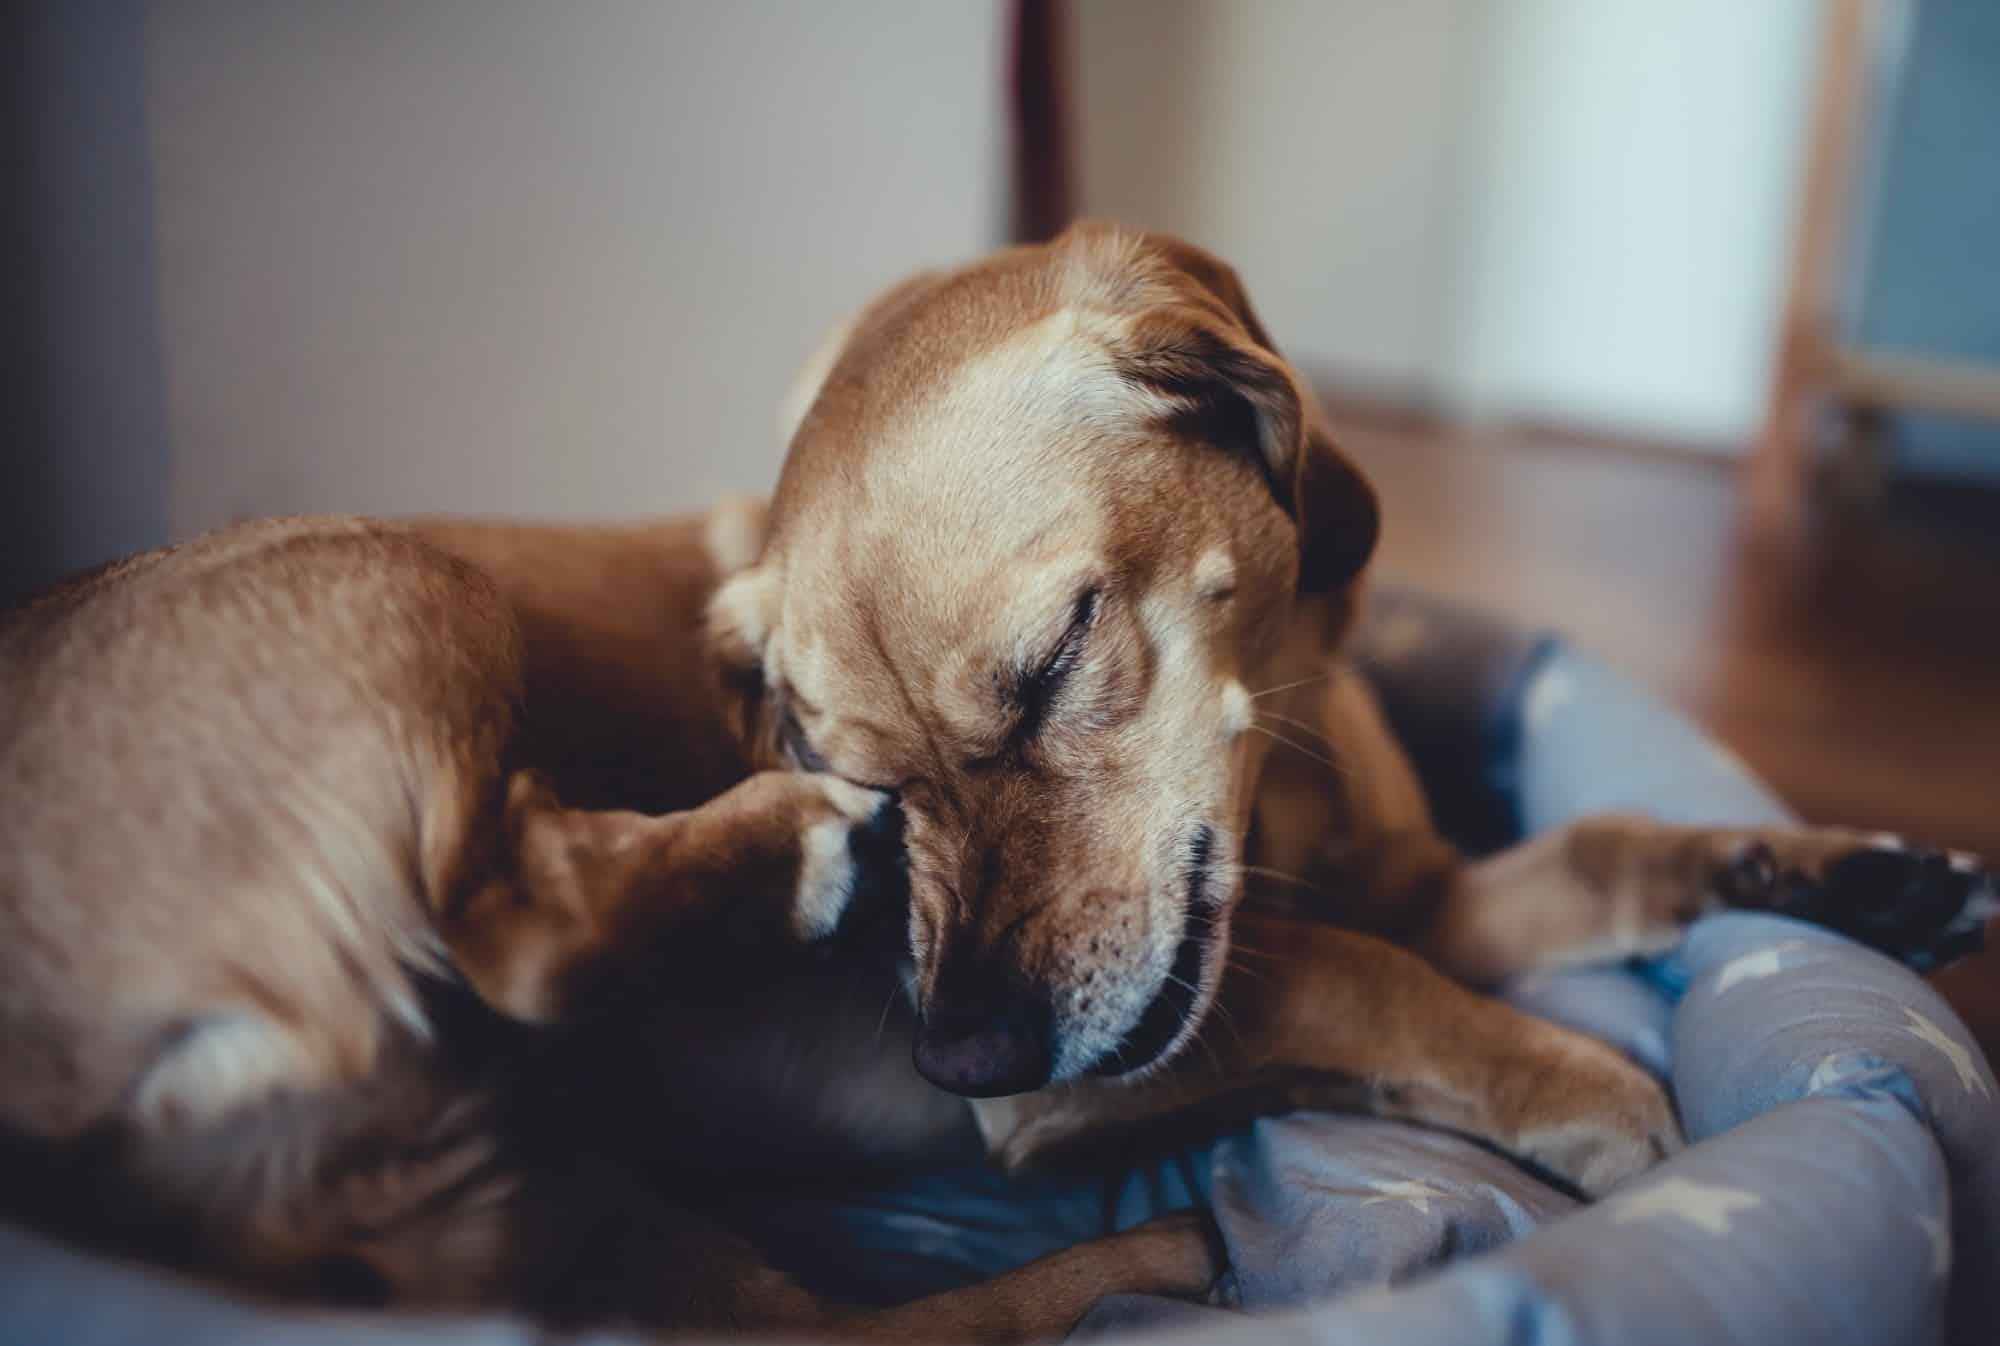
[912,979,1055,1097]
[1089,822,1224,1078]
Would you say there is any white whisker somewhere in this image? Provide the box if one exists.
[1198,990,1246,1044]
[1248,670,1336,701]
[872,981,901,1048]
[1219,955,1275,990]
[1249,723,1356,779]
[1256,709,1339,752]
[1216,863,1325,894]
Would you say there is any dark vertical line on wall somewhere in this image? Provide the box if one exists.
[1008,0,1075,245]
[2,0,45,599]
[4,0,171,606]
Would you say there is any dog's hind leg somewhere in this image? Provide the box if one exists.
[1415,815,1995,984]
[827,1212,1223,1343]
[471,1152,1219,1342]
[1264,660,1991,983]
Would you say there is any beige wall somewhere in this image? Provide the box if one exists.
[1073,0,1485,403]
[148,1,1006,535]
[1073,0,1820,449]
[63,0,1823,559]
[1445,0,1821,448]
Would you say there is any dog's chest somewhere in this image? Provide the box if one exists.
[633,959,979,1179]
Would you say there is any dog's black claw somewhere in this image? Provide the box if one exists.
[1793,845,1993,972]
[1717,841,1779,904]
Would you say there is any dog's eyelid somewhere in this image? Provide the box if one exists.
[1071,585,1103,629]
[777,702,905,790]
[778,705,830,774]
[1024,586,1100,689]
[997,585,1104,749]
[775,682,822,720]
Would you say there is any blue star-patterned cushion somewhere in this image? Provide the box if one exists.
[1070,908,1994,1346]
[3,602,1993,1346]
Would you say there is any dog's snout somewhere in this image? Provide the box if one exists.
[913,977,1053,1098]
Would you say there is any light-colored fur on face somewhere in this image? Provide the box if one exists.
[708,224,1378,1085]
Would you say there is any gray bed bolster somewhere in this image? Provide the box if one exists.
[5,590,1993,1346]
[1077,911,1990,1346]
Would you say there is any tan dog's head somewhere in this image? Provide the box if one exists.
[708,224,1377,1095]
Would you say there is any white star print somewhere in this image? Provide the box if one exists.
[1714,942,1803,995]
[1914,1214,1951,1279]
[1360,1179,1448,1215]
[1899,1007,1992,1098]
[1806,1053,1852,1095]
[1609,1177,1763,1236]
[1523,668,1576,733]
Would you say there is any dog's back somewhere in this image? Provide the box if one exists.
[0,517,524,1293]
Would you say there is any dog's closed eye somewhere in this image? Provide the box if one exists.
[780,706,830,773]
[1007,587,1100,739]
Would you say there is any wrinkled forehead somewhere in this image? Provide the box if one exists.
[766,307,1149,730]
[770,487,1109,742]
[842,303,1151,520]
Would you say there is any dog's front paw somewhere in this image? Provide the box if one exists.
[785,776,905,944]
[1714,830,1995,972]
[1508,1027,1683,1198]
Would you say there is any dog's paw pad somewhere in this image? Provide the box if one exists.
[1775,842,1994,972]
[1716,839,1780,904]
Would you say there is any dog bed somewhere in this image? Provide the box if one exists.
[3,586,1994,1346]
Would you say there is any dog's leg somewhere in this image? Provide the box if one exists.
[1267,665,1990,982]
[981,916,1679,1197]
[439,768,898,1022]
[510,1168,1220,1344]
[1417,815,1994,985]
[828,1212,1222,1343]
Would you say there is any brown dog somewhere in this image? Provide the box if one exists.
[0,223,1987,1340]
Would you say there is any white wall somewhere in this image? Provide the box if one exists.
[147,1,1005,536]
[1444,0,1822,448]
[1073,0,1485,403]
[1072,0,1822,450]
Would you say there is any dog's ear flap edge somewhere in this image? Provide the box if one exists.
[1116,232,1380,594]
[1113,305,1379,595]
[1292,419,1379,593]
[703,564,781,758]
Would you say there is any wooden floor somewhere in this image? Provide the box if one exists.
[1324,407,2000,1057]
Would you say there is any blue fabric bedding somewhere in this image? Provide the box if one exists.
[724,913,1994,1346]
[725,638,2000,1346]
[1068,912,1993,1346]
[2,603,1992,1346]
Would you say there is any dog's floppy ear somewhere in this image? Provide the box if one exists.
[700,495,787,765]
[1111,234,1379,593]
[705,563,782,763]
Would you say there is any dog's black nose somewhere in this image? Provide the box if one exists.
[913,989,1053,1097]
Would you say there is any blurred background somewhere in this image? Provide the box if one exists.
[7,1,1996,1039]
